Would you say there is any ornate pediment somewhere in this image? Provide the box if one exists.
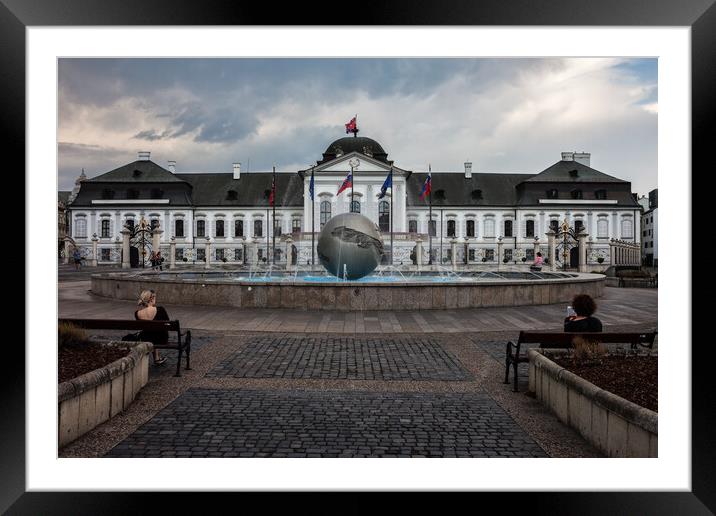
[312,152,407,175]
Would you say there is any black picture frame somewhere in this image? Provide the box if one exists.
[6,0,708,513]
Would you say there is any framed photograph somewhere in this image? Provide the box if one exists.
[7,0,709,512]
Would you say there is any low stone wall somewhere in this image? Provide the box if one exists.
[58,341,153,448]
[528,349,657,457]
[91,273,605,311]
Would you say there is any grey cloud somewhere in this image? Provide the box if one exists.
[133,129,173,141]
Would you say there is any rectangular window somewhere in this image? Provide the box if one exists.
[74,218,87,238]
[196,220,206,237]
[234,248,243,261]
[429,220,437,237]
[408,220,417,234]
[466,220,475,237]
[484,219,495,238]
[101,248,111,261]
[468,249,475,261]
[216,248,225,261]
[595,189,607,200]
[447,220,456,237]
[549,220,559,233]
[257,248,264,261]
[597,219,608,238]
[175,247,184,261]
[101,220,110,238]
[254,220,263,237]
[274,220,282,237]
[235,219,244,238]
[504,220,513,238]
[151,219,159,231]
[525,220,535,238]
[216,220,225,237]
[292,219,301,233]
[175,219,184,238]
[196,248,205,261]
[526,248,535,261]
[504,248,513,262]
[125,219,135,232]
[485,249,495,261]
[575,220,584,234]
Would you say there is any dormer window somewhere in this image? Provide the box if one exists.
[150,188,164,199]
[471,189,483,200]
[595,189,607,200]
[546,189,559,199]
[226,190,238,201]
[434,189,446,200]
[126,188,140,199]
[571,189,583,199]
[569,169,579,178]
[132,169,142,178]
[101,189,115,200]
[363,146,373,157]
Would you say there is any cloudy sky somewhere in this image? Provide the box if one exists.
[58,58,657,195]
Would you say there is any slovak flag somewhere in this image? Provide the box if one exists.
[345,116,357,134]
[419,172,432,201]
[336,172,353,196]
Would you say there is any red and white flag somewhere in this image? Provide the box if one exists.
[336,172,353,196]
[345,116,358,134]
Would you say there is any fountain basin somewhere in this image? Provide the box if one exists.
[91,270,605,311]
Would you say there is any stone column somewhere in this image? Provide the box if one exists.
[497,237,504,271]
[546,230,556,271]
[609,239,615,266]
[242,237,247,265]
[90,233,98,267]
[169,236,176,269]
[152,224,163,254]
[415,237,423,270]
[285,236,293,271]
[578,230,588,272]
[204,237,211,269]
[121,226,131,269]
[63,238,72,264]
[533,237,540,258]
[450,238,458,270]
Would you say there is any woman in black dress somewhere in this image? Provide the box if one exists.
[135,289,168,364]
[564,294,603,332]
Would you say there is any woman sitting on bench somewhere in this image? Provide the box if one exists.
[564,294,603,332]
[135,289,168,365]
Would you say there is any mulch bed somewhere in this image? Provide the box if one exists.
[551,355,657,412]
[58,343,131,384]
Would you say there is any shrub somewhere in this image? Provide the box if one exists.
[572,336,608,362]
[59,322,89,349]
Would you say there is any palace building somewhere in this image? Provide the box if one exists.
[62,135,642,270]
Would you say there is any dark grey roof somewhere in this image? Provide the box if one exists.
[522,160,627,183]
[88,160,188,183]
[407,173,531,207]
[58,191,71,204]
[177,173,304,207]
[318,136,391,164]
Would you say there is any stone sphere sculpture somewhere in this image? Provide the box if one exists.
[317,213,384,280]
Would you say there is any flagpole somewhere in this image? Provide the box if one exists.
[440,207,444,266]
[350,163,354,212]
[390,168,394,265]
[272,165,276,265]
[311,168,315,267]
[428,164,433,266]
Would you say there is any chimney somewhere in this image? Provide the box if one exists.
[233,162,241,180]
[138,151,151,161]
[573,152,591,167]
[167,160,176,173]
[561,151,574,161]
[464,161,473,179]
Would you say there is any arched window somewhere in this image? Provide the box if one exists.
[175,219,184,237]
[320,200,331,229]
[254,219,263,237]
[447,220,456,237]
[466,220,475,237]
[234,219,243,237]
[101,220,111,238]
[408,220,418,234]
[621,218,633,238]
[597,218,608,238]
[216,219,225,237]
[525,220,535,238]
[350,200,361,214]
[74,218,87,238]
[196,220,206,237]
[484,219,495,238]
[378,201,390,231]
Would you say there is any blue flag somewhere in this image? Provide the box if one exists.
[309,168,315,201]
[378,169,393,199]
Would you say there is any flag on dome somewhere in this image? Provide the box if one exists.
[345,116,358,135]
[419,171,432,200]
[336,171,353,196]
[378,169,393,199]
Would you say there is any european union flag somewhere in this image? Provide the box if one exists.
[309,168,315,201]
[378,169,393,199]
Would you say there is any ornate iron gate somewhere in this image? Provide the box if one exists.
[128,217,153,268]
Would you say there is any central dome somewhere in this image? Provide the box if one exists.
[318,136,390,164]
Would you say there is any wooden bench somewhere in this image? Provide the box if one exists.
[59,318,192,377]
[504,331,657,392]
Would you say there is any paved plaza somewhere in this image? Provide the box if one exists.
[58,266,658,459]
